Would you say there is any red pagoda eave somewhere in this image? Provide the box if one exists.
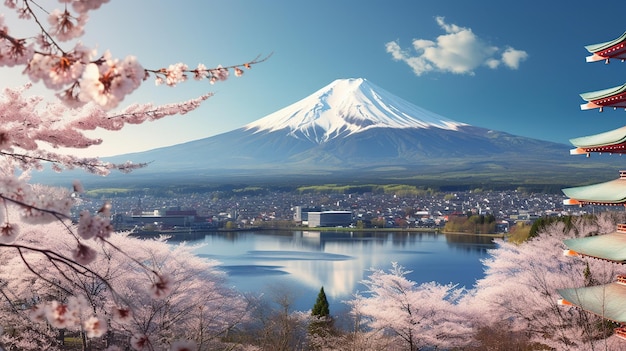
[581,91,626,111]
[587,42,626,63]
[571,143,626,155]
[563,248,626,264]
[563,198,626,206]
[587,52,626,63]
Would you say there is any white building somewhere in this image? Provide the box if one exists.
[307,211,352,227]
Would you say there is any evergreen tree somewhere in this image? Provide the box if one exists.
[309,286,333,342]
[312,287,330,317]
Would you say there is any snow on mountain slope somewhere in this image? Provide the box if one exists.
[243,78,467,144]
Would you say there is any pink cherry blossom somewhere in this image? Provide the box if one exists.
[70,0,111,14]
[78,55,144,110]
[150,272,173,299]
[27,304,46,323]
[130,334,150,351]
[193,63,209,80]
[72,243,97,265]
[112,307,132,324]
[77,209,113,242]
[84,315,107,338]
[208,65,229,85]
[164,62,188,87]
[0,222,18,243]
[47,8,88,42]
[45,301,73,329]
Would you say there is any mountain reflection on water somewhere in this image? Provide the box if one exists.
[168,230,496,312]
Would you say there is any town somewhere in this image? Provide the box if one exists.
[73,188,607,233]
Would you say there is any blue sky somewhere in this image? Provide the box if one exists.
[6,1,626,157]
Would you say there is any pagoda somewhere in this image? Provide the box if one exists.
[579,84,626,112]
[568,126,626,156]
[558,31,626,341]
[584,31,626,63]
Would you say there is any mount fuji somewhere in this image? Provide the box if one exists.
[243,78,465,143]
[72,78,611,187]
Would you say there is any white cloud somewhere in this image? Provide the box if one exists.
[485,58,500,69]
[501,47,529,69]
[435,16,462,34]
[386,16,528,76]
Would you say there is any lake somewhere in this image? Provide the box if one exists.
[169,230,496,314]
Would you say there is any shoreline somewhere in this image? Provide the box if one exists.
[129,226,506,238]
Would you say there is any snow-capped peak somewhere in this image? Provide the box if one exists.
[244,78,467,144]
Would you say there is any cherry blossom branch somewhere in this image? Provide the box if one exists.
[146,53,272,87]
[0,84,222,174]
[1,240,137,310]
[0,191,69,219]
[75,93,214,129]
[0,180,172,298]
[0,3,269,109]
[22,0,66,55]
[0,1,262,347]
[13,245,74,295]
[1,149,146,175]
[0,282,21,314]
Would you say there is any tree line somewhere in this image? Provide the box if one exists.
[444,213,497,234]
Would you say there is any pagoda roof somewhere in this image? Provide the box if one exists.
[564,232,626,263]
[569,125,626,155]
[558,282,626,323]
[562,173,626,205]
[570,125,626,148]
[580,84,626,102]
[586,32,626,53]
[585,31,626,62]
[579,84,626,110]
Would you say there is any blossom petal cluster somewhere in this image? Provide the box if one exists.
[0,84,211,175]
[29,296,109,335]
[0,174,73,244]
[0,1,264,109]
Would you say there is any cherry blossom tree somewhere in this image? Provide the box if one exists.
[352,262,474,351]
[464,212,626,350]
[0,1,266,350]
[332,213,626,350]
[307,293,405,351]
[233,287,310,351]
[0,217,252,350]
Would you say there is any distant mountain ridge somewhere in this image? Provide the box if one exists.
[106,78,567,168]
[40,78,623,188]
